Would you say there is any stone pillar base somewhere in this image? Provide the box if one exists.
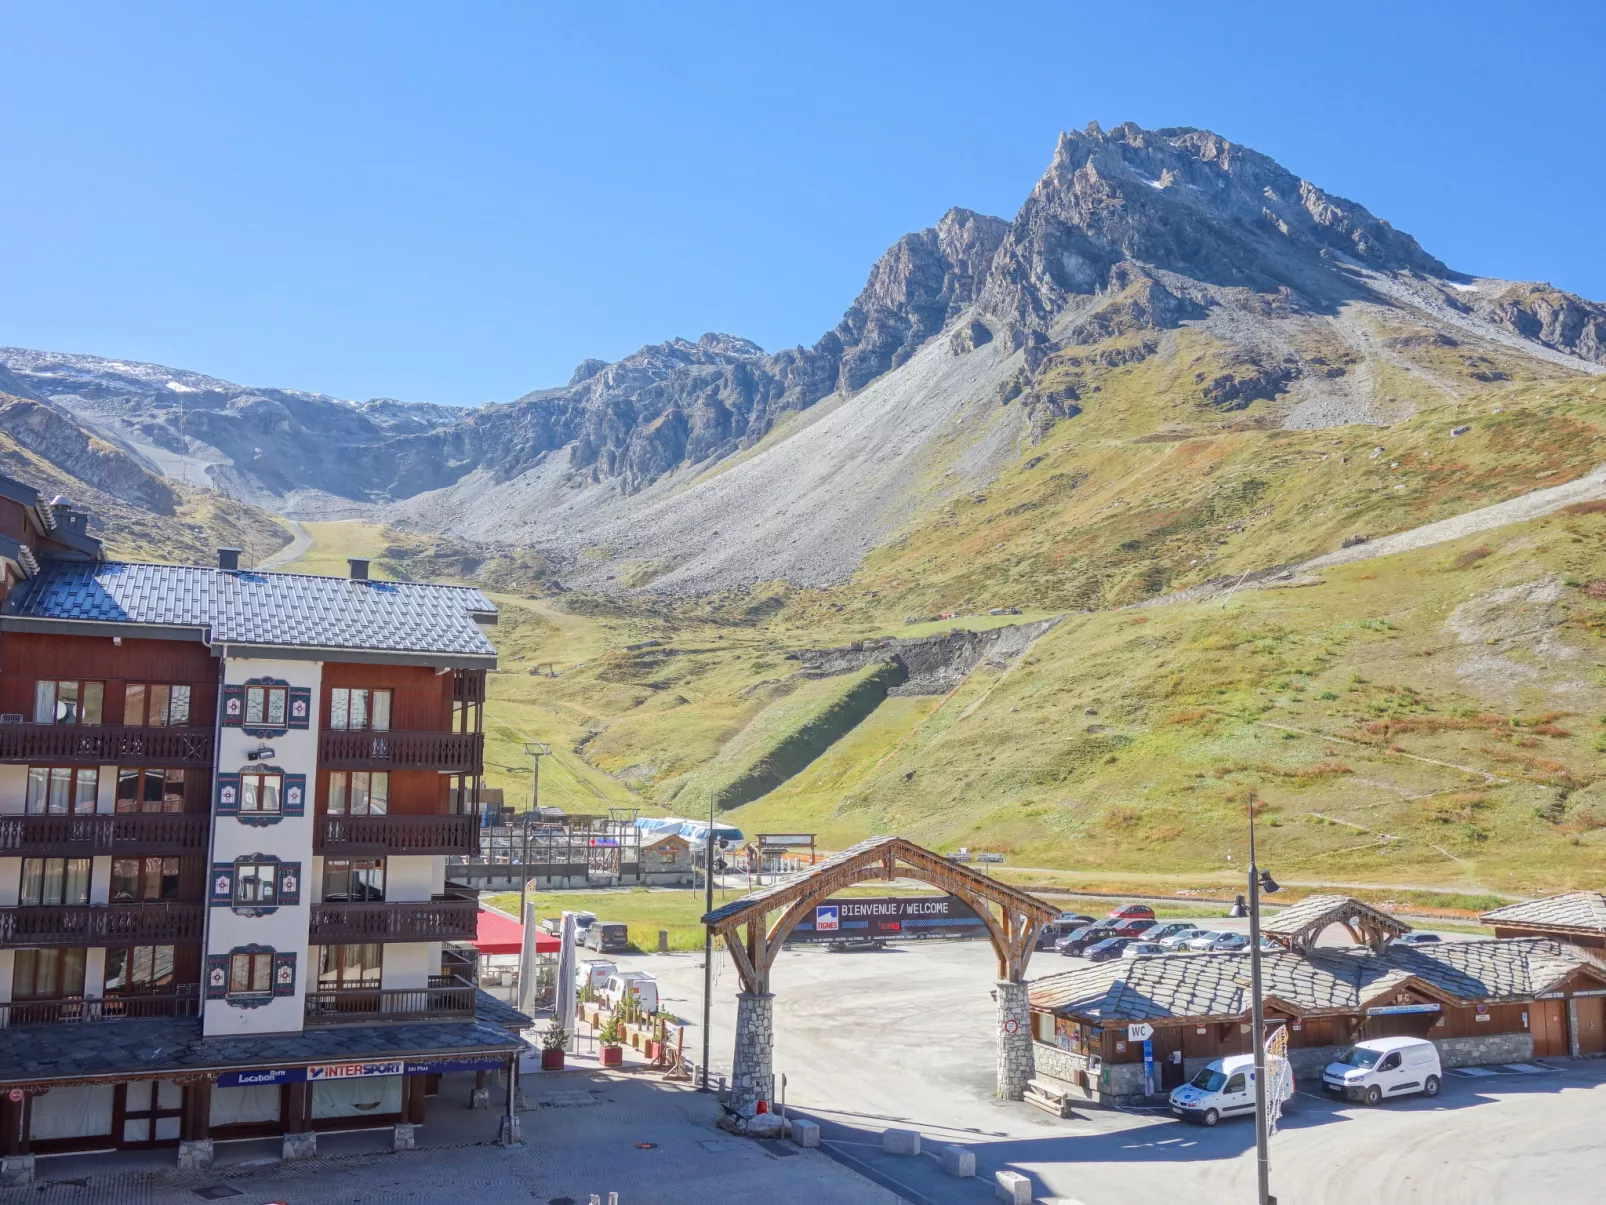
[469,1087,490,1110]
[497,1115,522,1146]
[176,1138,214,1171]
[282,1131,317,1161]
[995,979,1034,1101]
[1,1155,34,1187]
[392,1123,416,1152]
[729,992,776,1117]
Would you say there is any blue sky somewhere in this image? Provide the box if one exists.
[1,2,1601,405]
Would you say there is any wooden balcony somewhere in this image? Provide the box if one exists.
[0,987,198,1027]
[0,813,209,856]
[303,975,476,1025]
[318,730,484,774]
[307,892,479,945]
[314,813,478,856]
[0,902,205,946]
[0,724,213,767]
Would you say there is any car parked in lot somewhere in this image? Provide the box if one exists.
[583,921,629,953]
[1109,918,1157,938]
[1084,937,1132,962]
[1158,927,1212,950]
[1187,932,1250,953]
[1390,933,1443,949]
[826,936,885,952]
[1121,942,1168,958]
[1322,1037,1442,1104]
[1056,912,1097,928]
[1170,1054,1293,1127]
[1144,920,1203,944]
[580,959,617,991]
[599,971,660,1014]
[1056,925,1119,955]
[1106,904,1157,922]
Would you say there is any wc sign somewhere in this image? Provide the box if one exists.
[815,905,840,933]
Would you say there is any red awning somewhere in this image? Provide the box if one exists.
[475,908,559,956]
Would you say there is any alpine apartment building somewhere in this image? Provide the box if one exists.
[0,477,524,1177]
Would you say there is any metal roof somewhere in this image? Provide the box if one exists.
[4,560,498,664]
[1028,938,1606,1022]
[1481,891,1606,935]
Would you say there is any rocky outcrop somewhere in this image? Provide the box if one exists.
[1466,284,1606,364]
[792,617,1061,695]
[0,395,175,513]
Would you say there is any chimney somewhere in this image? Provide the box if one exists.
[348,558,370,581]
[217,548,241,572]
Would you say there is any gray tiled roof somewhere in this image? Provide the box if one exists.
[1261,894,1409,941]
[1028,938,1605,1022]
[6,561,497,661]
[1481,891,1606,935]
[0,1015,522,1085]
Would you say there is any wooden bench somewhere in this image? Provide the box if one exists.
[1023,1077,1077,1118]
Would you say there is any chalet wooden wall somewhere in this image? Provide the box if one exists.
[0,634,217,723]
[314,769,447,815]
[321,662,451,730]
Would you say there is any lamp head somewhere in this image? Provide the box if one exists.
[1258,869,1280,895]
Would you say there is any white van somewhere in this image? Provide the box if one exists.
[599,972,659,1014]
[1322,1036,1442,1104]
[580,959,617,991]
[1169,1054,1293,1126]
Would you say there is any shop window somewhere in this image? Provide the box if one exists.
[328,770,389,815]
[322,858,385,902]
[120,1080,183,1145]
[25,767,98,816]
[329,688,391,732]
[123,683,192,727]
[32,679,104,725]
[19,857,91,906]
[240,771,282,814]
[319,942,382,989]
[116,768,186,814]
[111,857,181,903]
[12,948,86,1000]
[103,945,176,995]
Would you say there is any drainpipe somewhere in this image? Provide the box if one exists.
[196,635,225,1021]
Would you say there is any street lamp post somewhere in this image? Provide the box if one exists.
[1246,792,1280,1205]
[518,742,551,941]
[700,791,715,1092]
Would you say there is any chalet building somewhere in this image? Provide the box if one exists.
[1028,897,1606,1106]
[0,479,525,1180]
[1481,891,1606,953]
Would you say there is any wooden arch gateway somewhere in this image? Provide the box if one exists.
[1260,894,1410,954]
[702,836,1057,1114]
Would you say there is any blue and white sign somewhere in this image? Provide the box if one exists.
[815,905,839,933]
[1365,1003,1441,1016]
[218,1067,305,1087]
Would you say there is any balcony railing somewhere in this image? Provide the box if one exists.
[315,813,478,856]
[307,892,479,944]
[0,813,209,856]
[0,724,213,767]
[0,986,199,1027]
[0,902,205,946]
[319,730,484,774]
[303,975,476,1025]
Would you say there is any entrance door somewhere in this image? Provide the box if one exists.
[1531,1000,1568,1058]
[1573,997,1605,1056]
[117,1081,182,1147]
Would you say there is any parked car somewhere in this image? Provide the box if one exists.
[599,972,660,1014]
[1056,925,1118,956]
[1158,927,1212,950]
[583,921,629,953]
[580,959,617,990]
[1322,1037,1442,1104]
[1145,920,1202,944]
[1390,933,1443,948]
[1122,942,1168,959]
[1187,932,1249,953]
[1035,921,1071,950]
[1084,937,1132,962]
[543,912,597,938]
[1170,1054,1293,1127]
[826,936,885,953]
[1055,912,1097,927]
[1106,904,1157,922]
[1109,918,1157,939]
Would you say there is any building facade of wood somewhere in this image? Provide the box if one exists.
[0,482,523,1180]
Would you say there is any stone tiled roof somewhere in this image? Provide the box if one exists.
[1028,938,1606,1022]
[0,1015,523,1085]
[1481,891,1606,935]
[6,561,497,662]
[1261,894,1410,943]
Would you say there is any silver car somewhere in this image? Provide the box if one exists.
[1160,928,1212,950]
[1122,941,1169,959]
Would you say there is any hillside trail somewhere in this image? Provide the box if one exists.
[255,518,312,569]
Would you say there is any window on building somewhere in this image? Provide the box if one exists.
[111,857,181,903]
[229,950,274,994]
[318,943,382,989]
[25,767,99,815]
[327,771,389,816]
[103,945,176,995]
[32,680,104,725]
[244,684,287,728]
[19,857,92,906]
[115,768,186,814]
[234,861,281,905]
[328,688,391,732]
[321,858,385,902]
[12,948,87,1000]
[123,683,192,727]
[239,771,282,814]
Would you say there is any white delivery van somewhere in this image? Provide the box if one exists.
[600,972,660,1014]
[1169,1054,1293,1126]
[1322,1036,1441,1104]
[580,959,617,991]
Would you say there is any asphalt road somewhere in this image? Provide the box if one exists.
[605,940,1606,1205]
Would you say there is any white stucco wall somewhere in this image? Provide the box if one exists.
[381,941,432,991]
[386,856,435,903]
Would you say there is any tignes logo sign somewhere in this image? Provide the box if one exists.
[815,905,839,933]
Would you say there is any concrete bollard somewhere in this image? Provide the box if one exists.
[994,1169,1032,1204]
[940,1144,976,1177]
[1,1155,34,1186]
[392,1123,416,1151]
[498,1115,522,1145]
[176,1139,213,1171]
[659,929,670,953]
[881,1128,921,1156]
[282,1131,317,1161]
[790,1118,821,1148]
[470,1087,491,1110]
